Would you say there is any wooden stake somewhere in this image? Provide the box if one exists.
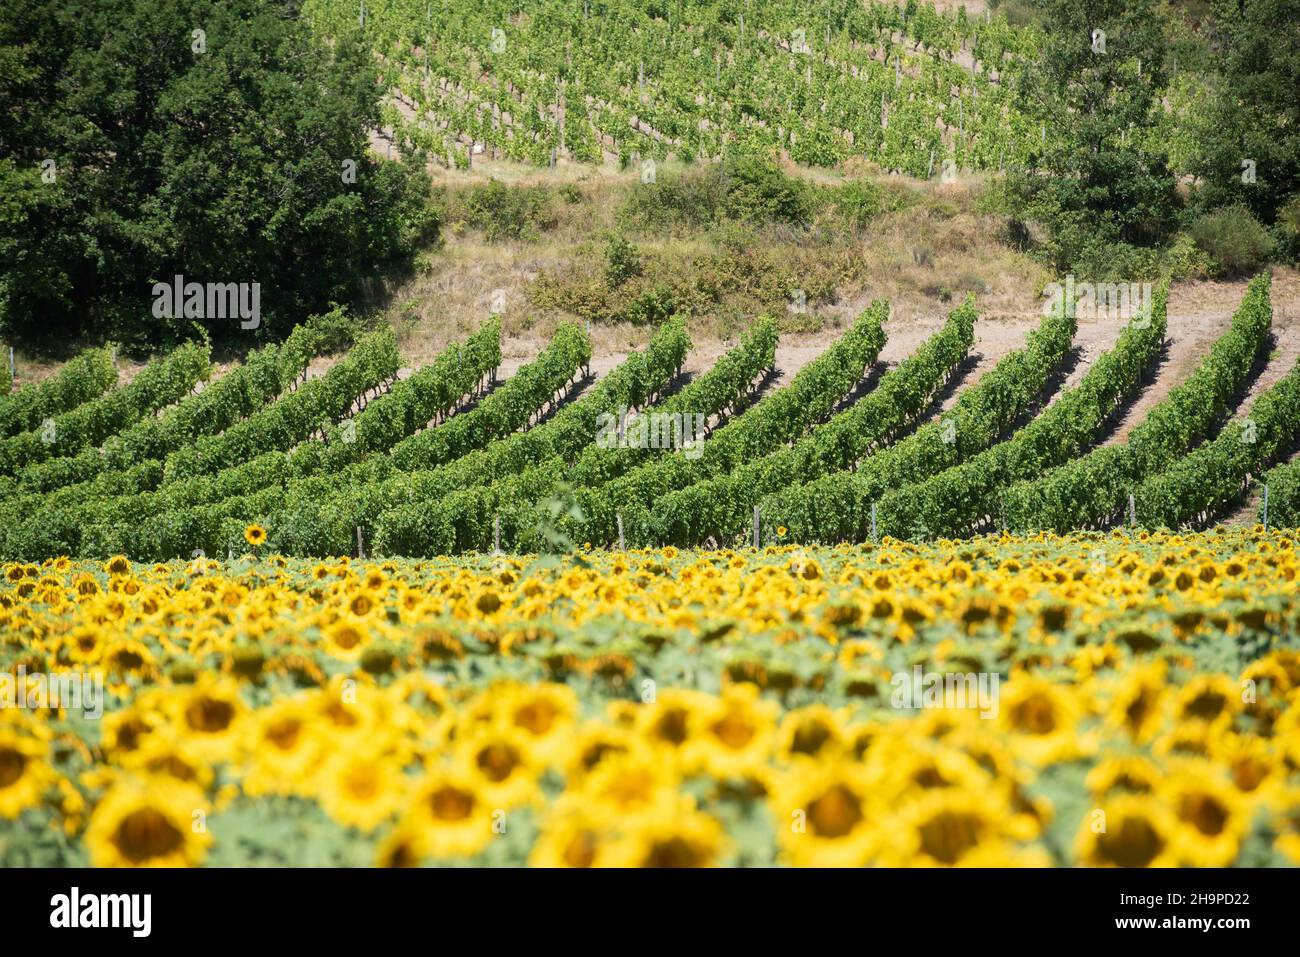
[752,506,760,549]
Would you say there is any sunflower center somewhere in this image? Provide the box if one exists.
[476,744,521,783]
[1099,816,1165,867]
[563,832,598,868]
[514,700,558,735]
[266,718,302,751]
[712,712,755,749]
[333,627,363,650]
[114,650,145,670]
[430,786,475,821]
[1181,794,1228,837]
[1011,696,1057,735]
[919,810,983,865]
[112,808,184,864]
[185,697,234,734]
[0,747,26,788]
[1184,692,1226,721]
[345,767,381,800]
[652,709,689,745]
[808,785,863,839]
[581,741,626,772]
[790,720,832,756]
[1230,758,1268,792]
[642,837,704,868]
[1124,688,1155,731]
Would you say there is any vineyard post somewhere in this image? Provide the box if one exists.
[1128,493,1136,528]
[1263,483,1270,530]
[617,513,625,551]
[927,149,934,179]
[752,506,760,549]
[871,502,878,542]
[494,515,501,553]
[356,526,364,559]
[7,346,13,382]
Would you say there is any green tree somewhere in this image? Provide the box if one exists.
[0,0,434,352]
[1005,0,1178,276]
[1191,0,1300,223]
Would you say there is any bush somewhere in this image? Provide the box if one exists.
[721,153,810,225]
[465,179,556,242]
[1189,205,1275,277]
[1163,232,1215,280]
[604,236,643,288]
[1274,195,1300,263]
[619,165,729,230]
[623,285,678,326]
[830,180,887,230]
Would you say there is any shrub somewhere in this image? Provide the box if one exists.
[619,165,728,229]
[623,284,678,326]
[604,236,643,288]
[465,179,556,242]
[1189,205,1275,277]
[830,180,887,231]
[1163,232,1215,280]
[721,153,810,225]
[1274,195,1300,263]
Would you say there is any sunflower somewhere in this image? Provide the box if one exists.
[528,807,616,868]
[996,672,1089,766]
[317,752,407,833]
[774,704,847,765]
[166,676,246,764]
[603,797,729,868]
[773,761,881,867]
[375,823,426,868]
[1176,674,1239,729]
[241,696,325,796]
[243,525,267,547]
[1086,755,1163,799]
[0,729,55,819]
[456,726,542,809]
[680,682,778,780]
[321,617,371,663]
[85,776,211,867]
[574,752,681,818]
[1075,794,1180,868]
[494,682,579,765]
[1160,767,1248,867]
[889,786,1024,867]
[402,765,496,860]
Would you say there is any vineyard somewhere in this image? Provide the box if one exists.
[305,0,1059,174]
[0,274,1296,563]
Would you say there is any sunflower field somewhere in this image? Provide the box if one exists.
[2,527,1299,867]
